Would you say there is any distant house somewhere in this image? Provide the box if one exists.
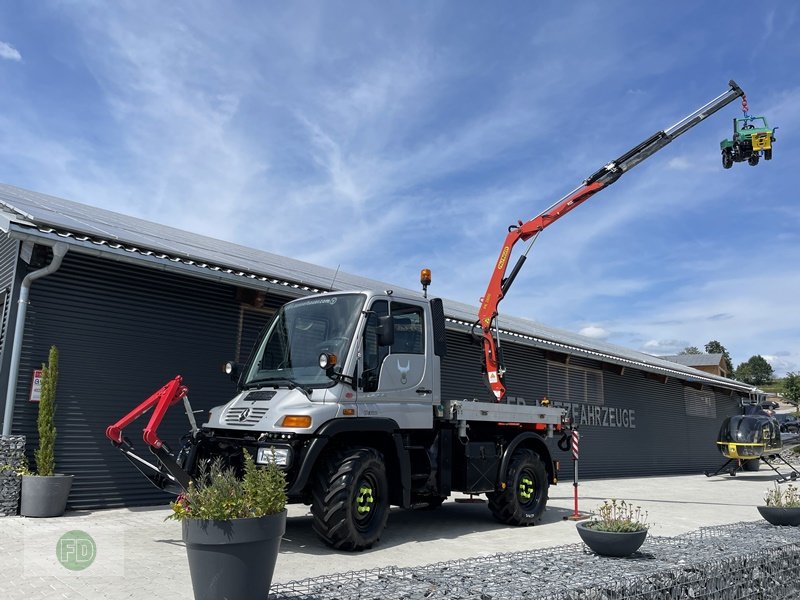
[661,354,729,378]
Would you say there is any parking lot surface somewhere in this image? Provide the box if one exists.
[0,470,785,599]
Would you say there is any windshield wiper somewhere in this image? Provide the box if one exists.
[244,376,311,397]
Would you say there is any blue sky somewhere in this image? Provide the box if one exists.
[1,2,798,375]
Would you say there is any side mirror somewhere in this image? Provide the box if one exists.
[377,315,394,347]
[224,361,241,382]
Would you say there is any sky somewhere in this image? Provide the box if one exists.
[1,1,799,376]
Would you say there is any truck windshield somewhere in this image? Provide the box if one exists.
[243,293,365,388]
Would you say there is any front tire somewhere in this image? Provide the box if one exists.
[722,150,733,169]
[311,447,389,551]
[487,449,548,525]
[748,153,760,166]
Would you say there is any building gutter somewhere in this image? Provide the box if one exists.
[2,242,68,436]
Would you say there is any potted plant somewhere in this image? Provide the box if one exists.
[167,451,287,600]
[758,482,800,526]
[576,499,649,557]
[20,346,74,517]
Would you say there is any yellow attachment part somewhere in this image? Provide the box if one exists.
[717,441,765,459]
[751,132,771,150]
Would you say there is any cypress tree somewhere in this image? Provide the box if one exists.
[34,346,59,477]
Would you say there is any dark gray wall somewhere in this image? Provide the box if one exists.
[8,250,290,509]
[441,330,740,479]
[5,246,740,510]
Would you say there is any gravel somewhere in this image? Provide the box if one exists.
[0,435,25,516]
[270,522,800,600]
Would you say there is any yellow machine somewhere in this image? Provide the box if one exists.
[706,414,799,482]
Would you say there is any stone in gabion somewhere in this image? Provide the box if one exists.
[0,435,26,516]
[269,522,800,600]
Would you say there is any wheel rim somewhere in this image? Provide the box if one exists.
[517,470,536,509]
[354,473,379,530]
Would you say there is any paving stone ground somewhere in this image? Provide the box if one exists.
[0,469,790,600]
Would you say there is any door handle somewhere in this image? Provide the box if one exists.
[416,388,432,395]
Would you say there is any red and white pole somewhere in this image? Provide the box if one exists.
[571,429,580,518]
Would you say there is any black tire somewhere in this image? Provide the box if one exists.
[764,149,772,160]
[748,153,759,166]
[311,447,389,551]
[722,150,733,169]
[487,449,548,525]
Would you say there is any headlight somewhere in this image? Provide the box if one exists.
[257,446,292,467]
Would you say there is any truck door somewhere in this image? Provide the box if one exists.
[358,299,434,429]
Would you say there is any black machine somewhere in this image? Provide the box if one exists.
[705,410,800,482]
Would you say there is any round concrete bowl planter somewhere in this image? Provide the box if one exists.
[20,474,73,517]
[183,510,286,600]
[576,521,648,557]
[757,506,800,526]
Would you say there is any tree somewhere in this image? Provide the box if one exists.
[35,345,59,476]
[735,355,774,386]
[705,340,735,379]
[680,346,701,355]
[784,372,800,408]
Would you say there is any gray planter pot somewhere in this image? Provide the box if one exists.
[20,474,73,517]
[758,505,800,526]
[182,510,287,600]
[576,521,648,557]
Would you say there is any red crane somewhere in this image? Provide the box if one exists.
[477,80,745,401]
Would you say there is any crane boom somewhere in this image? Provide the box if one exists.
[478,80,745,401]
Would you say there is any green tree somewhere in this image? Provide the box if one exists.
[680,346,701,355]
[34,345,59,476]
[705,340,735,379]
[784,372,800,408]
[735,355,774,386]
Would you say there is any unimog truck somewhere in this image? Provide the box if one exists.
[108,80,747,550]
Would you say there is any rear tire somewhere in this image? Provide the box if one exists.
[748,153,760,166]
[311,447,389,551]
[487,449,548,525]
[764,149,772,160]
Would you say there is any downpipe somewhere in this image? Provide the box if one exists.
[2,242,69,436]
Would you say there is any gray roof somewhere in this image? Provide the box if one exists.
[661,354,725,368]
[0,182,754,394]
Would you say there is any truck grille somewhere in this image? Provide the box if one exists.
[224,406,269,426]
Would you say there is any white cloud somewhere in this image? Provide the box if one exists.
[579,325,609,340]
[0,41,21,61]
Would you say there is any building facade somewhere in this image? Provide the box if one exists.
[0,183,755,509]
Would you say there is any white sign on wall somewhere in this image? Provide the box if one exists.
[29,369,43,402]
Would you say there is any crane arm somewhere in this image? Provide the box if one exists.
[478,80,745,401]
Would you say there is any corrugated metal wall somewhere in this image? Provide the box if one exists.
[9,251,295,509]
[7,250,741,509]
[442,328,739,478]
[0,234,20,362]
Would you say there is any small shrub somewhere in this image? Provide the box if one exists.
[586,499,649,532]
[167,452,286,521]
[764,482,800,508]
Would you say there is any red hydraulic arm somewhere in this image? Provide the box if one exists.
[478,80,745,401]
[106,376,196,492]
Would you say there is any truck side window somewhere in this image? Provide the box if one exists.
[361,300,389,392]
[390,303,424,355]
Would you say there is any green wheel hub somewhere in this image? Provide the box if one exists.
[357,484,374,515]
[518,473,535,504]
